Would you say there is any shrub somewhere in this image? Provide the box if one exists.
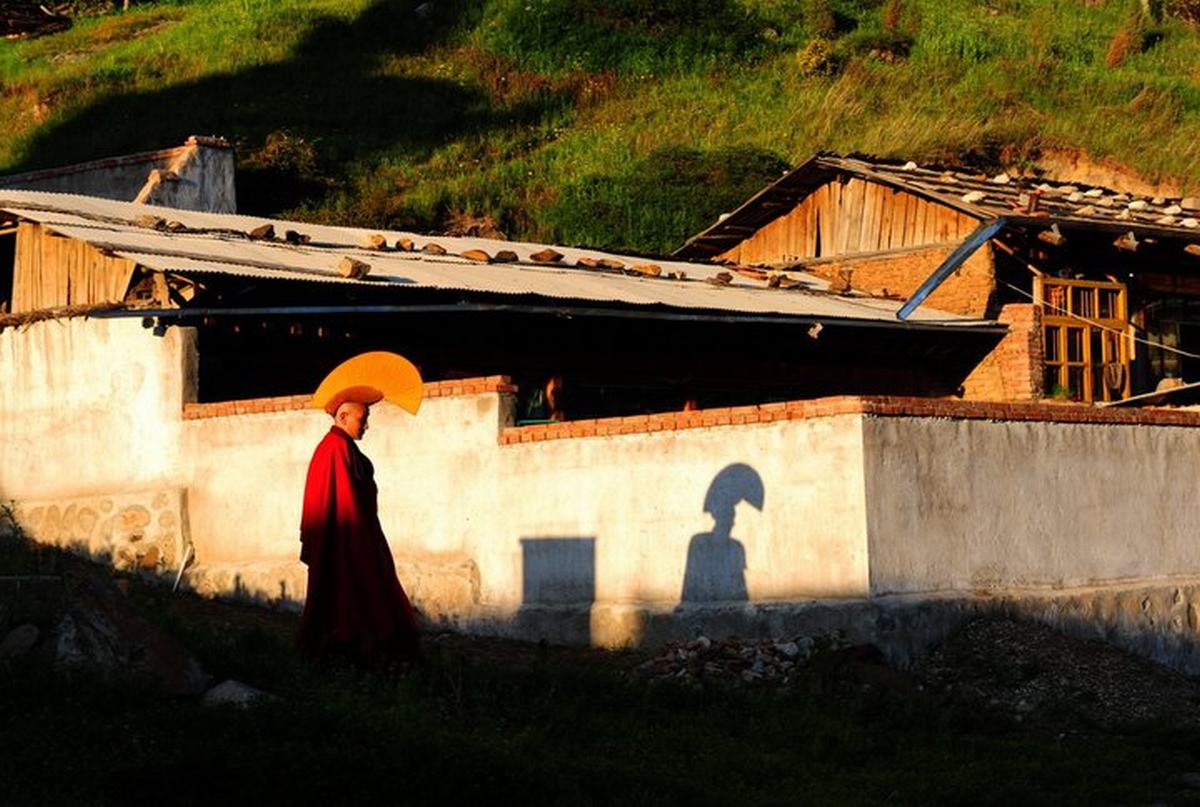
[796,36,841,75]
[1106,6,1148,68]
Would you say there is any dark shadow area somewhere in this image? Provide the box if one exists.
[680,463,763,604]
[517,536,595,645]
[190,287,1002,411]
[8,0,569,218]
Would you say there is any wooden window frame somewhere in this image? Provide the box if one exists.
[1035,276,1131,403]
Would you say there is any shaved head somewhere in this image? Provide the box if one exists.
[334,401,370,440]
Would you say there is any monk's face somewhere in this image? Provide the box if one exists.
[335,402,370,440]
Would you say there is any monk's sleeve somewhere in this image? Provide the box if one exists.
[299,435,361,565]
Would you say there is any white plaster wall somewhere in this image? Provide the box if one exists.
[490,417,870,610]
[863,416,1200,594]
[0,318,191,500]
[180,404,870,610]
[139,144,237,214]
[180,393,507,565]
[1,144,236,213]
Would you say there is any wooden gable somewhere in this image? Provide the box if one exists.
[717,177,979,265]
[11,222,137,313]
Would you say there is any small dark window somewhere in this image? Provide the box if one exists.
[0,227,15,314]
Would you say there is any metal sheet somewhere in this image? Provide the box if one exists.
[0,189,992,327]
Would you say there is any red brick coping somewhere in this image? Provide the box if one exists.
[182,379,1200,436]
[498,396,1200,445]
[182,375,517,420]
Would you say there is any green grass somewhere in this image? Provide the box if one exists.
[6,530,1200,804]
[1,0,1200,254]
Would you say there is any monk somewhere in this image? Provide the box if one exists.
[297,401,420,663]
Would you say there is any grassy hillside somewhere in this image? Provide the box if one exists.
[1,0,1199,255]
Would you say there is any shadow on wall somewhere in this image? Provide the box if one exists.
[680,463,764,605]
[517,537,595,646]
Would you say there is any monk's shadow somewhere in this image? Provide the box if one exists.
[679,463,764,604]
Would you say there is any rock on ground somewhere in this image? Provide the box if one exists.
[0,623,40,660]
[52,571,210,695]
[202,679,273,707]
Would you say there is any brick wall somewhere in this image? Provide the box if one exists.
[961,303,1043,402]
[500,392,1200,444]
[802,243,996,318]
[181,368,1198,437]
[182,375,517,419]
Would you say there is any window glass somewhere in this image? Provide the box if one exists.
[1066,327,1084,362]
[1044,326,1060,361]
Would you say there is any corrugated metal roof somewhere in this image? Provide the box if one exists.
[0,189,994,329]
[676,153,1200,260]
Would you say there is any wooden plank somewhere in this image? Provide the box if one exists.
[861,181,879,253]
[921,200,937,243]
[899,193,914,247]
[815,181,831,257]
[782,203,794,261]
[878,188,895,251]
[935,207,952,243]
[805,195,818,256]
[858,182,875,253]
[878,185,893,251]
[825,180,840,257]
[923,199,938,244]
[838,178,860,255]
[853,179,870,253]
[908,197,924,246]
[892,191,910,248]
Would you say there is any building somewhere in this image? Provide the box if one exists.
[678,153,1200,406]
[6,172,1200,669]
[0,188,1002,414]
[0,136,236,215]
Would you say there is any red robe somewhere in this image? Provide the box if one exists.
[298,426,420,660]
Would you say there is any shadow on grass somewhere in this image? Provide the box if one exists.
[6,0,575,218]
[5,528,1200,804]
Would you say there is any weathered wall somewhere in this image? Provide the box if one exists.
[960,303,1042,401]
[178,401,872,644]
[133,139,237,214]
[800,243,995,318]
[863,415,1200,595]
[0,317,194,501]
[0,138,236,213]
[15,316,1200,666]
[1,318,872,646]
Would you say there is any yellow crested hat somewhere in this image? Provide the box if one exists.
[312,351,423,416]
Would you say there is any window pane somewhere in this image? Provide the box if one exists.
[1093,365,1106,402]
[1066,367,1085,401]
[1104,331,1121,363]
[1044,365,1062,396]
[1071,287,1095,318]
[1046,284,1067,313]
[1099,289,1119,319]
[1066,328,1084,362]
[1044,326,1061,361]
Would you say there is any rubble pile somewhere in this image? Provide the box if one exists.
[1,2,71,39]
[630,635,819,687]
